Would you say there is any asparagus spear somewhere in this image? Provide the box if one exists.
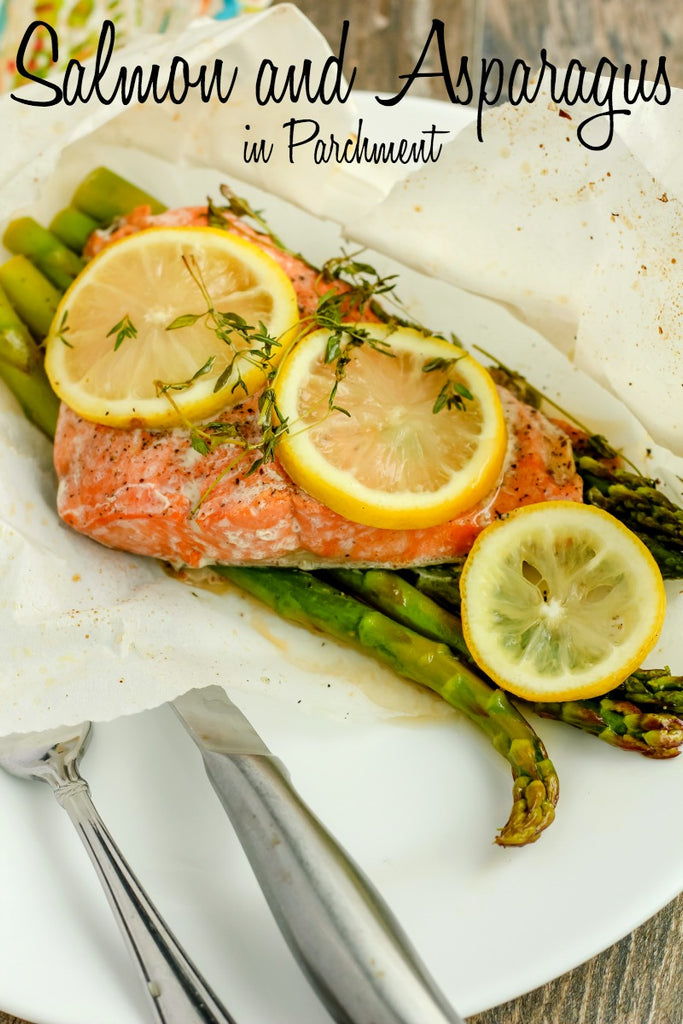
[489,364,683,579]
[0,256,60,339]
[0,283,42,371]
[49,207,99,254]
[3,217,85,290]
[0,356,59,436]
[325,567,473,664]
[327,567,683,757]
[71,166,167,223]
[613,667,683,716]
[0,269,60,434]
[526,697,683,758]
[212,564,559,847]
[400,562,466,615]
[577,455,683,579]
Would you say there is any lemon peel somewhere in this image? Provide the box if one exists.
[460,501,667,702]
[274,323,507,529]
[45,226,300,428]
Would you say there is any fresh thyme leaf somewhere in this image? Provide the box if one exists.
[422,357,451,373]
[206,196,230,231]
[55,309,73,348]
[206,185,298,258]
[107,313,137,351]
[215,310,248,331]
[433,381,474,414]
[155,356,216,396]
[422,355,474,413]
[191,436,209,456]
[168,255,282,401]
[166,313,203,330]
[190,419,244,457]
[479,348,625,465]
[214,355,243,395]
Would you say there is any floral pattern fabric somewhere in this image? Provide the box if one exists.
[0,0,270,89]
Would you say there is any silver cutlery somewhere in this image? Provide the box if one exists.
[0,720,237,1024]
[173,685,465,1024]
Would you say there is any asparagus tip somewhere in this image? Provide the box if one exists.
[495,770,559,847]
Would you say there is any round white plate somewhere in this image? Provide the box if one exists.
[0,94,682,1024]
[1,694,683,1024]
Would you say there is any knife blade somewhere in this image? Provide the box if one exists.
[172,685,464,1024]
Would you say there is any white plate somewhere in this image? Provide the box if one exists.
[2,692,683,1024]
[0,94,682,1024]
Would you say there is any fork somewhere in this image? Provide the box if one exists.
[0,720,238,1024]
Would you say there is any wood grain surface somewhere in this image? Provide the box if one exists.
[2,2,682,1023]
[275,0,683,93]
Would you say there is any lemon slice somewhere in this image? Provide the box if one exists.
[273,324,507,528]
[460,501,666,702]
[44,226,299,428]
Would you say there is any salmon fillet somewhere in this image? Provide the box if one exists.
[84,204,367,322]
[54,205,584,569]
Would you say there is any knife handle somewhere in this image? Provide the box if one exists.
[200,749,464,1024]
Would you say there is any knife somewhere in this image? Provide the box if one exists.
[172,685,464,1024]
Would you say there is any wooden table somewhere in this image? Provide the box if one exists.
[2,2,682,1022]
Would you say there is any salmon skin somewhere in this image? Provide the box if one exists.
[54,205,584,570]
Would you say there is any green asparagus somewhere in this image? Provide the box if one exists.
[3,217,85,291]
[613,667,683,716]
[326,567,683,758]
[71,166,167,223]
[213,564,558,847]
[489,364,683,579]
[577,455,683,579]
[49,207,99,254]
[0,256,60,340]
[0,357,59,436]
[400,562,466,615]
[526,696,683,758]
[0,283,42,371]
[325,567,473,665]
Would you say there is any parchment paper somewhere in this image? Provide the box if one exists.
[346,80,683,455]
[0,9,681,735]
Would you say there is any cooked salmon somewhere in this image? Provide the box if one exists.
[84,204,369,322]
[54,205,584,569]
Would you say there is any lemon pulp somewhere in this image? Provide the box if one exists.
[274,324,507,529]
[45,226,300,428]
[460,501,666,702]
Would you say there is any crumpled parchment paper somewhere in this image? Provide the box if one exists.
[346,79,683,456]
[0,8,681,734]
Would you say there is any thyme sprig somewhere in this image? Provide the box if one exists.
[165,253,282,401]
[422,355,474,413]
[205,189,468,417]
[207,184,298,258]
[475,344,631,466]
[184,390,291,516]
[107,313,137,351]
[319,250,398,310]
[308,281,396,416]
[159,203,475,515]
[156,252,293,492]
[55,309,73,348]
[154,357,241,455]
